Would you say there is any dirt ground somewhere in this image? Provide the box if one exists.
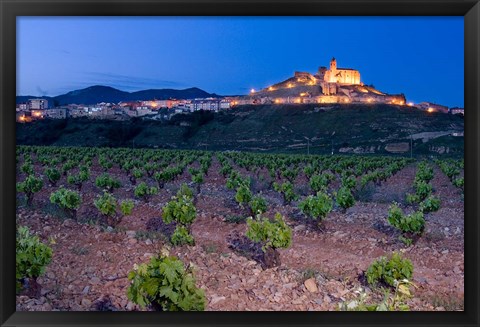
[16,159,464,311]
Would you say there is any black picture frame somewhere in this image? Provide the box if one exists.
[1,1,478,326]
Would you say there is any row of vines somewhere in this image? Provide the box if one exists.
[15,145,463,311]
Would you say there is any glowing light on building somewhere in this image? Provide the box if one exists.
[427,107,435,113]
[300,93,307,97]
[274,99,281,104]
[367,98,373,103]
[19,116,25,122]
[407,102,414,107]
[287,83,294,88]
[398,101,404,105]
[250,89,255,93]
[344,98,350,103]
[268,87,274,91]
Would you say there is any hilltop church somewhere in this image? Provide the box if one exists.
[319,57,361,85]
[316,58,362,95]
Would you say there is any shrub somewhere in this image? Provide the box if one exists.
[246,213,292,252]
[44,167,61,186]
[120,199,135,216]
[134,182,158,202]
[162,195,197,246]
[336,186,355,210]
[249,195,268,215]
[95,173,121,192]
[273,181,298,204]
[61,160,77,175]
[192,173,203,184]
[303,165,315,177]
[16,226,53,293]
[98,156,113,171]
[191,173,204,193]
[16,175,43,206]
[132,168,144,178]
[453,177,464,189]
[419,195,441,213]
[177,183,194,200]
[405,193,420,205]
[67,166,90,191]
[143,162,158,177]
[235,184,252,208]
[127,253,206,311]
[171,226,195,246]
[20,163,34,176]
[226,171,250,190]
[413,180,432,201]
[94,192,117,217]
[220,164,232,177]
[94,193,134,226]
[387,203,425,235]
[153,169,175,189]
[188,167,199,176]
[415,162,434,183]
[299,191,333,225]
[309,173,333,193]
[245,213,292,268]
[442,164,459,179]
[49,187,82,219]
[341,174,357,189]
[162,196,197,226]
[281,168,299,182]
[366,252,413,287]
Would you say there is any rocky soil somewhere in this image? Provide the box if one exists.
[16,160,464,311]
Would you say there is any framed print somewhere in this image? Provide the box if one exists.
[1,0,479,326]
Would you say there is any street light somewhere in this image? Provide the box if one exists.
[304,136,311,155]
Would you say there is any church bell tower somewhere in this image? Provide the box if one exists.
[330,57,337,71]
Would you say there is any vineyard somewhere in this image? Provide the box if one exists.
[15,145,464,311]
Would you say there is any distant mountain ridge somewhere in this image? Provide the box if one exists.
[16,85,221,106]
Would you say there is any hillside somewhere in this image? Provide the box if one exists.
[16,85,219,106]
[16,104,464,156]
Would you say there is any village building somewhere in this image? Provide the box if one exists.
[449,107,464,116]
[191,98,230,112]
[44,108,68,119]
[28,98,49,110]
[417,102,449,113]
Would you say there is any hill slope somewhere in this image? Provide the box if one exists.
[16,104,464,156]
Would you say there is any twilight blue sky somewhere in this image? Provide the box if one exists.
[17,16,464,107]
